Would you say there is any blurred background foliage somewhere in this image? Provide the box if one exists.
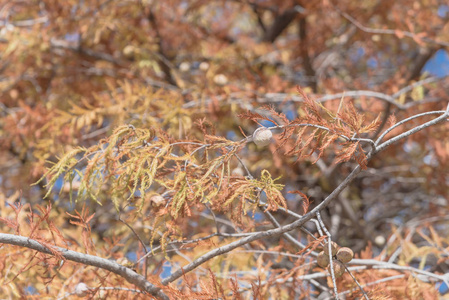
[1,0,449,298]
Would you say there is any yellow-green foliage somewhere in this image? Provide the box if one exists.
[37,121,293,260]
[253,170,287,211]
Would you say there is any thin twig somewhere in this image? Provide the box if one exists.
[234,153,308,250]
[316,211,339,300]
[343,265,370,300]
[336,8,449,47]
[118,217,149,279]
[375,110,446,145]
[375,110,448,152]
[325,275,405,300]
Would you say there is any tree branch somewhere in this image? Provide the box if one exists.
[161,164,364,285]
[0,233,169,300]
[146,9,178,87]
[262,9,298,43]
[159,107,449,285]
[298,16,317,92]
[375,109,448,152]
[336,8,449,47]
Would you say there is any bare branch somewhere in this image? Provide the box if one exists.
[336,8,449,48]
[0,233,169,300]
[375,110,448,152]
[161,164,364,285]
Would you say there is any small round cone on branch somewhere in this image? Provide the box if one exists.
[122,45,135,59]
[179,62,190,72]
[374,235,386,246]
[75,283,89,297]
[323,241,338,256]
[199,62,210,71]
[213,74,228,86]
[149,194,165,206]
[336,247,354,263]
[328,260,345,278]
[231,167,245,176]
[317,251,330,268]
[252,127,272,147]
